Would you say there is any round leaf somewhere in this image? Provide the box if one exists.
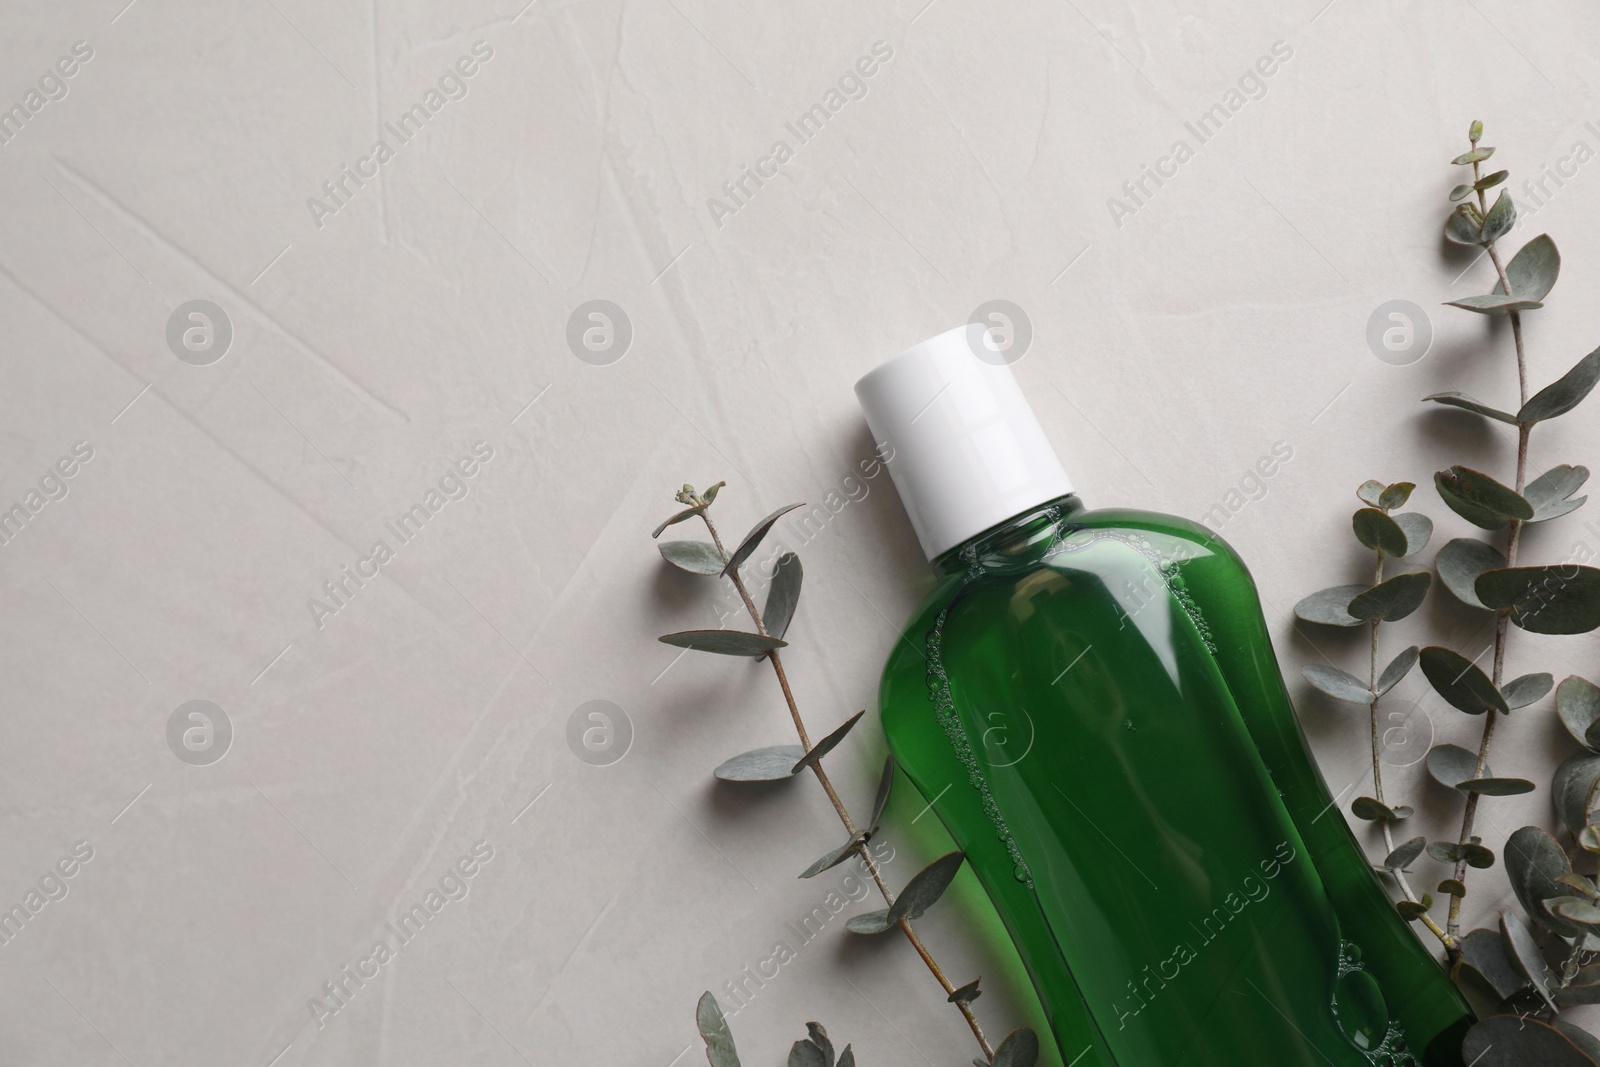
[1393,512,1433,557]
[1558,676,1600,751]
[1452,147,1495,165]
[1435,466,1534,530]
[1436,537,1507,610]
[1555,755,1600,837]
[1475,169,1510,191]
[1477,565,1600,635]
[697,992,741,1067]
[1427,743,1484,788]
[1459,927,1529,1000]
[1419,646,1508,715]
[1481,190,1516,244]
[1502,673,1555,711]
[1293,584,1368,627]
[1375,646,1419,696]
[1356,480,1386,506]
[1302,663,1373,704]
[660,540,728,575]
[1519,345,1600,424]
[844,908,893,935]
[1352,508,1409,555]
[1348,571,1431,622]
[1498,233,1561,303]
[1502,908,1559,1011]
[1506,826,1583,936]
[714,745,807,782]
[993,1029,1040,1067]
[1383,835,1426,870]
[1445,205,1483,245]
[948,979,982,1005]
[1351,796,1407,821]
[1549,897,1600,930]
[1525,465,1590,522]
[1464,1014,1599,1067]
[1380,482,1415,510]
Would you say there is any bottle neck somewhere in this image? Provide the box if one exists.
[932,493,1085,576]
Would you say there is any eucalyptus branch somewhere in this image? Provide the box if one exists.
[657,484,1038,1067]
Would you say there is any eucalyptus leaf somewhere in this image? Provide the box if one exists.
[1379,482,1415,510]
[1302,663,1374,704]
[1525,465,1590,522]
[1457,776,1536,797]
[1427,744,1485,789]
[868,755,895,833]
[1558,676,1600,751]
[1348,571,1432,622]
[837,1048,855,1067]
[723,503,805,577]
[1554,755,1600,838]
[788,1038,828,1067]
[697,992,741,1067]
[1435,466,1534,530]
[1356,480,1386,506]
[1583,826,1600,855]
[1481,190,1516,244]
[1555,1021,1600,1064]
[1505,826,1583,936]
[1352,796,1409,822]
[653,502,711,538]
[1397,895,1433,921]
[798,832,869,879]
[1419,646,1508,715]
[1445,293,1544,316]
[1475,169,1510,191]
[844,908,893,935]
[1497,233,1561,303]
[1463,1014,1599,1067]
[1519,345,1600,424]
[1449,184,1473,202]
[1558,872,1600,898]
[792,711,866,774]
[764,553,803,640]
[1352,508,1409,556]
[805,1022,833,1066]
[1502,908,1560,1012]
[660,629,788,657]
[1558,965,1600,1009]
[1445,204,1483,246]
[1459,927,1529,1000]
[992,1028,1040,1067]
[1476,565,1600,634]
[1393,512,1433,557]
[1462,842,1496,868]
[660,540,727,575]
[1436,537,1506,610]
[1293,584,1369,627]
[1438,878,1467,897]
[888,852,967,924]
[1421,390,1519,425]
[1502,673,1555,710]
[1548,897,1600,930]
[1453,147,1494,165]
[1383,835,1426,870]
[714,745,807,782]
[1375,646,1419,696]
[948,978,982,1004]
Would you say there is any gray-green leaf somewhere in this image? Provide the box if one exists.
[1421,391,1519,425]
[798,832,869,879]
[1476,565,1600,635]
[1502,908,1559,1011]
[1393,512,1433,557]
[1435,466,1533,530]
[1481,190,1516,243]
[1293,584,1368,627]
[1383,835,1426,870]
[804,1023,833,1066]
[788,1038,828,1067]
[1457,777,1536,797]
[1356,480,1386,506]
[1548,897,1600,930]
[714,745,807,782]
[1352,508,1409,555]
[1348,571,1431,622]
[1505,826,1583,936]
[1379,482,1415,510]
[792,711,865,774]
[1419,646,1508,715]
[660,629,788,657]
[1445,293,1544,316]
[1302,663,1373,704]
[1427,744,1485,789]
[948,978,981,1004]
[764,553,803,640]
[697,992,741,1067]
[1501,673,1554,710]
[1352,796,1410,822]
[1558,676,1600,751]
[1453,147,1494,165]
[1459,927,1528,1000]
[1464,1014,1599,1067]
[722,504,805,577]
[1555,756,1600,838]
[1498,233,1561,303]
[660,540,727,575]
[1525,465,1590,522]
[1436,537,1506,610]
[992,1028,1041,1067]
[1519,345,1600,424]
[868,755,895,833]
[1475,169,1509,191]
[844,908,893,935]
[888,852,967,924]
[1375,646,1419,696]
[1445,204,1483,245]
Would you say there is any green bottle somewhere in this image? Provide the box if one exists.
[854,326,1472,1067]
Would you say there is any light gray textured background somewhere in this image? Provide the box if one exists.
[2,0,1599,1064]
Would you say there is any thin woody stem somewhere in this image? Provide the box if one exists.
[1443,183,1531,950]
[697,507,996,1061]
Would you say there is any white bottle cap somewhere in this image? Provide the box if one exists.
[854,324,1075,561]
